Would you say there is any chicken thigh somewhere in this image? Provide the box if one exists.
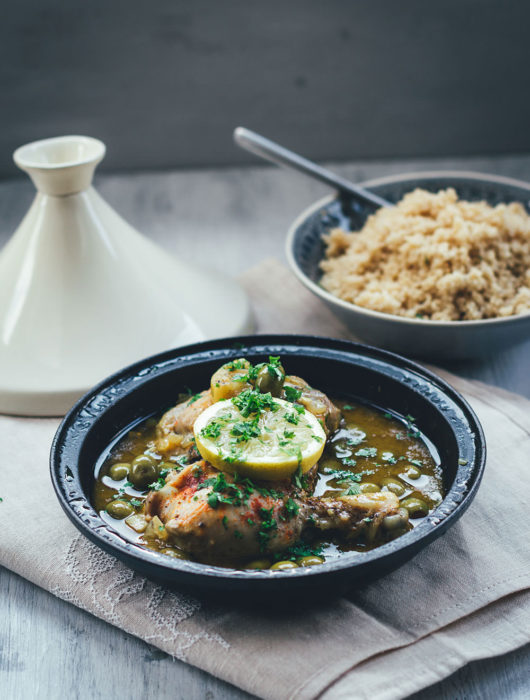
[145,460,399,562]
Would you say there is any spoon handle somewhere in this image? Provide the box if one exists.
[233,127,392,209]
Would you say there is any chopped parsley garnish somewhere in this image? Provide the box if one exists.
[225,358,249,371]
[381,452,397,464]
[130,498,143,507]
[384,412,393,420]
[200,471,247,508]
[234,530,243,539]
[323,468,362,485]
[285,412,300,425]
[222,515,229,529]
[148,476,166,491]
[230,417,261,443]
[292,465,304,490]
[341,457,357,467]
[232,389,278,417]
[343,404,355,411]
[187,392,202,405]
[201,420,222,439]
[285,498,299,517]
[257,507,278,550]
[355,447,377,458]
[273,541,324,562]
[284,385,302,403]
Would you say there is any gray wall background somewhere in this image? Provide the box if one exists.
[2,0,530,178]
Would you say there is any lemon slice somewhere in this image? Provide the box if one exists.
[193,396,326,480]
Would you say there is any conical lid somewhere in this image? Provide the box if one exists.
[0,136,252,415]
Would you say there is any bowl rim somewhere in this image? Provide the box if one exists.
[285,169,530,329]
[49,333,486,586]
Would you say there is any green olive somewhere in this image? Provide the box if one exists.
[245,558,272,569]
[129,455,158,489]
[382,512,408,532]
[270,560,298,570]
[106,499,134,519]
[360,482,380,494]
[401,497,429,518]
[108,462,130,481]
[162,548,189,560]
[297,555,325,567]
[398,507,410,524]
[406,466,422,480]
[255,364,285,396]
[381,477,406,497]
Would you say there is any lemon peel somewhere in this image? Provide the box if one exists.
[193,397,326,480]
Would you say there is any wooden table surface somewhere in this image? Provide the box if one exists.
[1,154,529,699]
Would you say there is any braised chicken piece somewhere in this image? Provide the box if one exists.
[144,460,399,562]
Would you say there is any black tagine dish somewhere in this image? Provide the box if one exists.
[50,335,486,596]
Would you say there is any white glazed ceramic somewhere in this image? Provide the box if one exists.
[286,171,530,360]
[0,136,252,416]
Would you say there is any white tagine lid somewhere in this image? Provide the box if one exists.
[0,135,253,416]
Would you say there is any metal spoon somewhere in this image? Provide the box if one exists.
[233,127,392,209]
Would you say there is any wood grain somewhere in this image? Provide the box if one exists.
[0,154,529,699]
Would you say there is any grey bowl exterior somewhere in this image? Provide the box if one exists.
[50,335,486,598]
[286,171,530,359]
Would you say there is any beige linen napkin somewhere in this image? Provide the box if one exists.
[1,258,529,700]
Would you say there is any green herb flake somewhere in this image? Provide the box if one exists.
[201,420,222,440]
[232,388,279,417]
[342,457,357,467]
[230,417,261,443]
[222,515,229,530]
[343,404,355,411]
[285,498,300,517]
[324,468,362,485]
[355,447,377,458]
[225,358,248,371]
[284,386,302,403]
[187,393,202,405]
[382,452,397,464]
[274,541,323,562]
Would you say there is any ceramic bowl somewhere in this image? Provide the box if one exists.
[286,171,530,359]
[50,335,485,597]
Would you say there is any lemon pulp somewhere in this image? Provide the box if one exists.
[193,397,326,480]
